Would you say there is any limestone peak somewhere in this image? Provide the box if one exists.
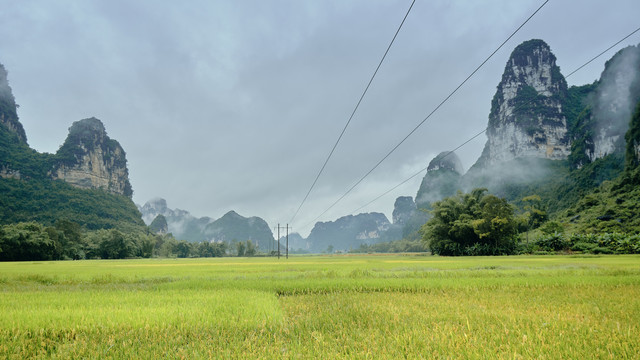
[51,117,133,197]
[427,151,464,174]
[0,63,27,144]
[475,39,570,167]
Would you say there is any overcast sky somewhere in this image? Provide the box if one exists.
[1,0,639,236]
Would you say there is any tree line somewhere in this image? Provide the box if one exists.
[0,220,263,261]
[420,188,640,255]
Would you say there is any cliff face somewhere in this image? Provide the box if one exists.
[0,61,143,229]
[0,64,27,144]
[626,101,640,169]
[587,45,640,162]
[416,151,463,208]
[392,196,416,225]
[149,214,169,235]
[478,39,569,166]
[51,118,133,197]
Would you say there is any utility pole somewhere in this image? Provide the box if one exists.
[274,224,291,260]
[286,224,289,259]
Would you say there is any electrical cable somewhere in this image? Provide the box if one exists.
[351,128,487,214]
[565,26,640,79]
[345,25,640,219]
[297,0,549,229]
[288,0,417,224]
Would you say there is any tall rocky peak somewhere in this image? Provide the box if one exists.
[585,45,640,162]
[0,64,27,144]
[149,214,169,235]
[392,196,416,225]
[478,39,569,166]
[51,117,133,197]
[140,198,170,220]
[416,151,463,208]
[427,151,464,173]
[626,101,640,169]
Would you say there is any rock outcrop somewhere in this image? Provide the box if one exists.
[51,118,133,197]
[585,45,640,162]
[0,61,144,229]
[416,151,463,208]
[427,151,464,173]
[626,101,640,169]
[0,64,27,144]
[392,196,416,226]
[0,165,21,180]
[477,39,570,166]
[149,214,169,235]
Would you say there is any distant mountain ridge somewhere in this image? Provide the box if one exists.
[138,198,213,242]
[305,212,393,252]
[138,198,275,249]
[203,210,274,250]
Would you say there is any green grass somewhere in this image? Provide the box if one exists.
[1,255,639,358]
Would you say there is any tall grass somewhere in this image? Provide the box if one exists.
[1,255,639,358]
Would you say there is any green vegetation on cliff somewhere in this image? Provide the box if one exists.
[0,178,144,230]
[625,101,640,170]
[1,118,143,231]
[0,99,141,232]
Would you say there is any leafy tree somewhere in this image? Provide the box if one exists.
[54,220,84,259]
[137,234,156,258]
[176,240,193,258]
[212,242,227,257]
[421,189,518,255]
[521,195,547,229]
[156,235,178,258]
[197,241,216,257]
[245,240,256,256]
[0,222,58,261]
[236,241,246,257]
[97,229,135,259]
[540,221,564,235]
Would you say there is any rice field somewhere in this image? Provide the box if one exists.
[1,254,639,359]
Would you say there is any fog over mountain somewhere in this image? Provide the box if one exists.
[1,0,638,236]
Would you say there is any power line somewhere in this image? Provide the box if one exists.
[565,26,640,79]
[347,25,640,217]
[298,0,549,229]
[288,0,417,224]
[351,129,488,214]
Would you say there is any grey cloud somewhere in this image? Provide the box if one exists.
[1,0,639,236]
